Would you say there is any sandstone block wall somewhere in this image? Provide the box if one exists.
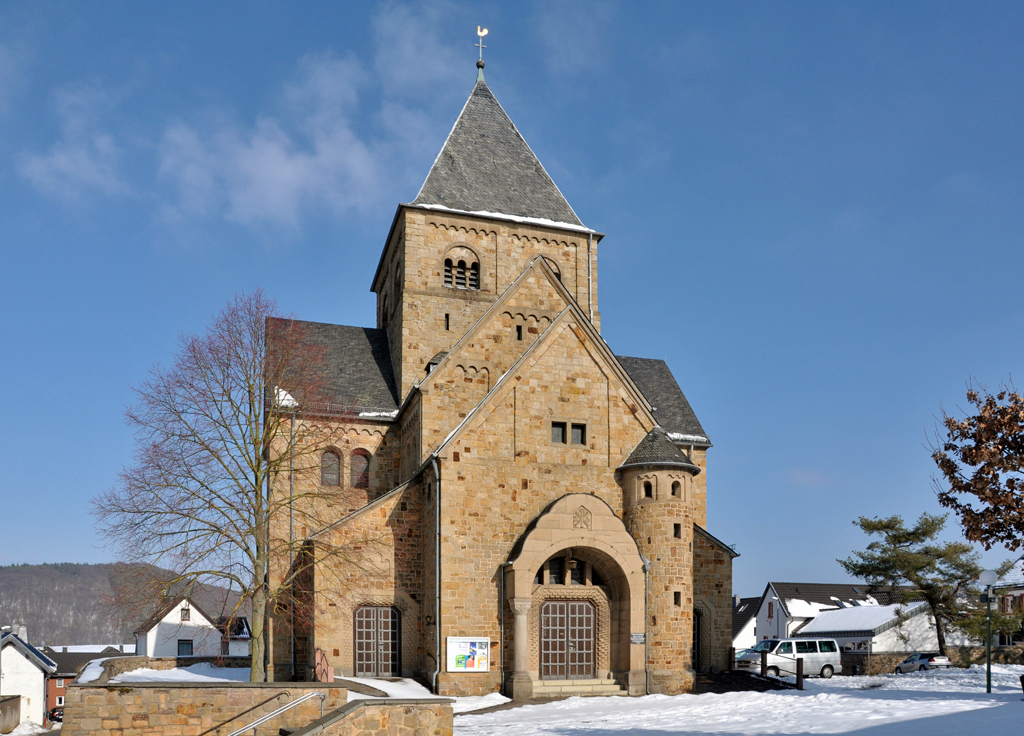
[87,656,250,684]
[692,530,734,676]
[62,682,344,736]
[290,699,453,736]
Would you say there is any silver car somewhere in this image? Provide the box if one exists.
[894,653,953,673]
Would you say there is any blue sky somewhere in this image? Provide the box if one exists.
[1,2,1022,595]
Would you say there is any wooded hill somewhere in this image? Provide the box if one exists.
[0,562,138,646]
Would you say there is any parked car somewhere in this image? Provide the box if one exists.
[48,707,63,723]
[734,638,843,678]
[894,653,953,673]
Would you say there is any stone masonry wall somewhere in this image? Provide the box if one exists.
[625,468,699,695]
[290,699,453,736]
[87,656,249,684]
[434,317,656,695]
[692,530,733,675]
[62,682,344,736]
[390,209,600,397]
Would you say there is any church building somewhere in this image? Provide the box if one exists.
[269,62,736,698]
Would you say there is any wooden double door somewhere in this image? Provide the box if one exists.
[540,600,595,679]
[354,606,400,677]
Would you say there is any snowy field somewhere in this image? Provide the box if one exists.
[456,665,1024,736]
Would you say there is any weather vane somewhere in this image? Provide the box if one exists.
[476,26,488,61]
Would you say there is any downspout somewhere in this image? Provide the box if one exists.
[499,562,512,688]
[641,554,651,695]
[289,413,295,680]
[587,232,594,324]
[430,456,442,694]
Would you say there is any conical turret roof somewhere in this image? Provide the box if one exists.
[620,426,701,473]
[412,80,584,228]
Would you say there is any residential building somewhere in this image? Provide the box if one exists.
[134,594,251,658]
[0,628,56,726]
[732,596,759,651]
[753,583,906,642]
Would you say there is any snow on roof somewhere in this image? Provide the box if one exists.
[799,602,927,634]
[409,203,597,234]
[997,565,1024,588]
[784,599,842,618]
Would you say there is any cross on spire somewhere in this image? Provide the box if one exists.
[475,26,488,81]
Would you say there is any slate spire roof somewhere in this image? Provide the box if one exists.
[412,79,584,228]
[620,426,701,473]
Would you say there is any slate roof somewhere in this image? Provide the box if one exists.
[616,357,708,444]
[42,649,129,677]
[267,318,399,416]
[733,596,761,640]
[411,80,584,228]
[620,426,700,472]
[1,632,57,674]
[768,582,909,615]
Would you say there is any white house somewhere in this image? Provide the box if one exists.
[134,595,251,658]
[994,564,1024,646]
[0,628,56,726]
[753,582,906,642]
[732,596,759,651]
[795,601,972,653]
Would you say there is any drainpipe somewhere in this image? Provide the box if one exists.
[641,554,651,695]
[499,562,513,689]
[430,456,442,694]
[587,233,594,324]
[289,413,295,680]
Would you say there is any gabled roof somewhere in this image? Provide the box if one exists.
[41,648,128,677]
[764,582,908,619]
[796,601,929,637]
[1,632,57,674]
[615,357,708,445]
[267,319,399,418]
[411,80,584,228]
[695,525,740,559]
[619,426,700,473]
[733,596,761,640]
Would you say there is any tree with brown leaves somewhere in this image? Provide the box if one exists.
[933,385,1024,552]
[94,290,377,682]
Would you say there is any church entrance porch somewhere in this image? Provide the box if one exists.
[540,600,595,679]
[354,606,400,677]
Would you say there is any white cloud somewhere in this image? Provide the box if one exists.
[157,2,465,232]
[19,84,127,200]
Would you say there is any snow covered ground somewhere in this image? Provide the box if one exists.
[341,676,511,714]
[456,665,1024,735]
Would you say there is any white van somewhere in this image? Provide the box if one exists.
[734,638,843,678]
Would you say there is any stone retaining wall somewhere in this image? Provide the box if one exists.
[947,645,1024,668]
[0,694,20,734]
[62,682,344,736]
[289,699,453,736]
[89,656,250,684]
[842,645,1024,675]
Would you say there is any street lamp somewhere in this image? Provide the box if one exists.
[979,569,998,694]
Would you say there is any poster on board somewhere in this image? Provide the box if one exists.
[446,636,490,672]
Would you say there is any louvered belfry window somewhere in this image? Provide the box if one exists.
[469,262,480,289]
[456,260,467,288]
[444,259,453,287]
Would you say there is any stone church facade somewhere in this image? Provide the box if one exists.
[269,69,735,698]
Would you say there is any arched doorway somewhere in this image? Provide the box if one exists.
[504,494,648,698]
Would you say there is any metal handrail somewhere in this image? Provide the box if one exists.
[224,691,326,736]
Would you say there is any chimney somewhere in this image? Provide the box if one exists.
[733,595,741,608]
[63,646,68,653]
[16,624,27,641]
[119,644,124,653]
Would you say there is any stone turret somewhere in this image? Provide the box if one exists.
[620,426,702,694]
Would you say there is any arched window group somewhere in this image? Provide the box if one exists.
[444,258,480,290]
[319,448,371,490]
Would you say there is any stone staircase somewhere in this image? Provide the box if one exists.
[530,678,628,697]
[695,670,799,694]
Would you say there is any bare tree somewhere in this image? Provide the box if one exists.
[94,290,379,681]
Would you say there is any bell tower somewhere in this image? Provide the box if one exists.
[371,68,602,399]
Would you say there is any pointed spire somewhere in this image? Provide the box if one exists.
[411,77,584,227]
